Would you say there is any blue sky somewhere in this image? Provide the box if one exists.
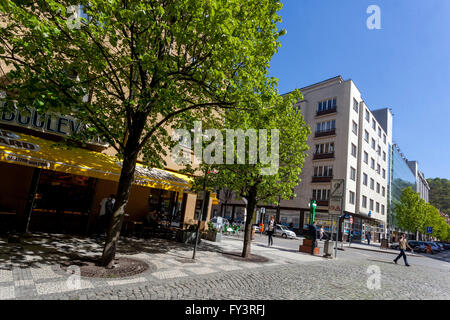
[269,0,450,179]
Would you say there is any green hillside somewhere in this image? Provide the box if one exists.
[427,178,450,214]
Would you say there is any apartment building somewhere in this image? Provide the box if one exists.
[406,160,430,203]
[214,76,393,243]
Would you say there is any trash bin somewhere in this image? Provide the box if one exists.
[323,240,333,257]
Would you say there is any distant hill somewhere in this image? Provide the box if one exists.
[427,178,450,214]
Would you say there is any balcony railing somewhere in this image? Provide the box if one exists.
[316,107,337,116]
[312,176,333,183]
[315,128,336,138]
[313,152,334,160]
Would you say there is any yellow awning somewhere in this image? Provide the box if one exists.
[0,129,190,192]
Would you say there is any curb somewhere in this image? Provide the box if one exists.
[347,245,421,257]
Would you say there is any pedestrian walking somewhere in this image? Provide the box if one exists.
[319,226,324,240]
[394,233,413,266]
[310,221,318,255]
[267,216,275,247]
[366,231,371,245]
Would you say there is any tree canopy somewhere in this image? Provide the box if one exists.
[189,91,310,257]
[0,0,289,266]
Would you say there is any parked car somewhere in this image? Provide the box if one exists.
[434,242,445,251]
[420,241,441,254]
[273,224,297,239]
[407,240,427,253]
[389,241,425,252]
[436,241,450,250]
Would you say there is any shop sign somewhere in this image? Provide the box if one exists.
[0,104,107,146]
[0,129,40,152]
[5,155,50,168]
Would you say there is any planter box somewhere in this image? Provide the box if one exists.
[299,238,320,255]
[207,231,222,242]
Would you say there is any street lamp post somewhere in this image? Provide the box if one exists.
[308,200,317,224]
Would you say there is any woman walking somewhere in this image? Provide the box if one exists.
[267,216,275,247]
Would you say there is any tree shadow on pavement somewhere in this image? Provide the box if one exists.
[0,232,225,270]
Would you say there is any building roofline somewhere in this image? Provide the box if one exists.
[281,75,344,97]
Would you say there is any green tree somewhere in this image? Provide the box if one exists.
[0,0,287,267]
[394,187,426,236]
[191,91,310,258]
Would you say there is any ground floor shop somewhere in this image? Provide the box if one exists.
[213,201,386,242]
[0,128,216,236]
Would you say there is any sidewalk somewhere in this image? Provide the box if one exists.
[333,241,421,257]
[0,233,323,300]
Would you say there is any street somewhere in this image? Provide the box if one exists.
[1,233,448,300]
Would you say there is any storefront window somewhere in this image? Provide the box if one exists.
[147,188,185,227]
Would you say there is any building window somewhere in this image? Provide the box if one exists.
[364,151,368,164]
[315,142,335,155]
[383,151,386,161]
[317,98,337,112]
[371,138,376,150]
[381,204,385,215]
[352,121,358,135]
[372,119,376,130]
[382,168,386,179]
[370,199,374,211]
[377,164,381,174]
[351,143,357,157]
[383,134,386,144]
[365,109,370,122]
[377,145,381,156]
[314,166,333,177]
[378,126,381,138]
[350,167,356,181]
[362,195,367,208]
[382,186,385,197]
[376,182,380,193]
[349,191,355,205]
[364,130,369,143]
[371,158,375,169]
[353,99,359,113]
[376,202,380,213]
[370,178,374,190]
[316,120,336,133]
[312,189,330,201]
[363,173,368,186]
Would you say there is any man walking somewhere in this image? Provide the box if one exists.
[267,216,275,247]
[394,233,412,266]
[319,225,324,241]
[366,231,371,245]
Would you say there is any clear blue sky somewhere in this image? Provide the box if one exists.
[269,0,450,179]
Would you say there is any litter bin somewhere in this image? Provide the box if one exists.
[323,240,333,257]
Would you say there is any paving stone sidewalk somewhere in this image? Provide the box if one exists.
[0,233,323,300]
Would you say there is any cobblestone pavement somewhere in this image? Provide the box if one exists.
[1,233,449,300]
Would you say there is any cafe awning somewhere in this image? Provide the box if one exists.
[0,129,190,192]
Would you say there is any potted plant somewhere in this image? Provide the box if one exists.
[176,223,197,244]
[207,221,222,242]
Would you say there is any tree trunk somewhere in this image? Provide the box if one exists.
[101,117,145,268]
[242,186,257,258]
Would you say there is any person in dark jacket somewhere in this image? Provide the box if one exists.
[366,231,371,245]
[267,216,275,247]
[310,221,318,254]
